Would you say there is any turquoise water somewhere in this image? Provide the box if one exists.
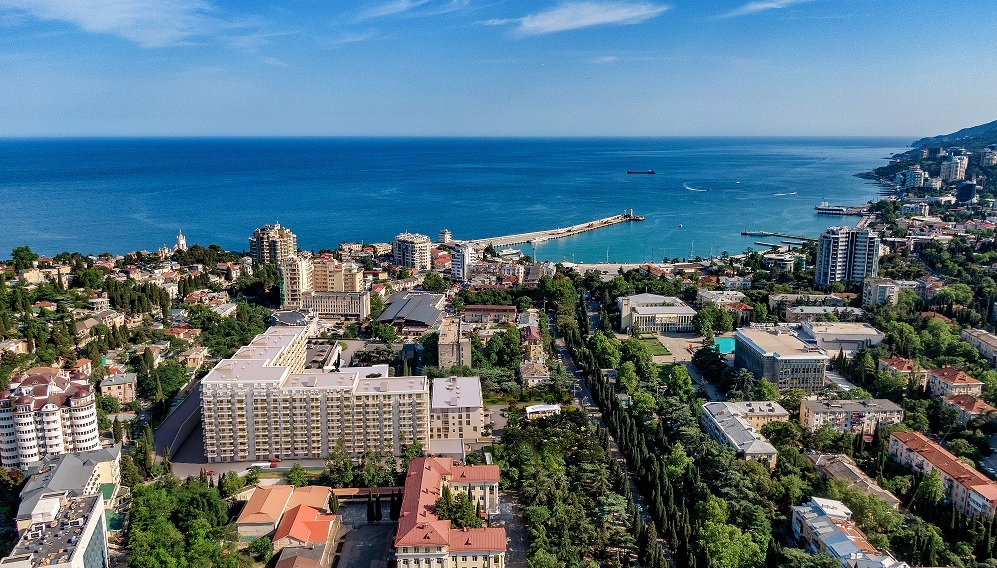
[715,337,735,354]
[0,137,908,260]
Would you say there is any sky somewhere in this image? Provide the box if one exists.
[0,0,994,137]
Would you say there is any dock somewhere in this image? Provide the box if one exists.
[815,202,869,216]
[741,230,816,242]
[466,212,644,248]
[754,241,782,248]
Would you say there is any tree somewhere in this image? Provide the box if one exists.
[366,492,376,524]
[10,246,39,271]
[247,537,273,563]
[374,492,383,523]
[328,492,340,514]
[752,379,779,401]
[912,470,945,516]
[245,466,262,486]
[325,445,356,488]
[422,272,451,293]
[286,463,309,487]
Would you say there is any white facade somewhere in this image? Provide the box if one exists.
[815,227,881,286]
[940,155,968,182]
[861,278,899,306]
[249,223,297,264]
[1,495,108,568]
[0,376,100,469]
[430,377,486,443]
[451,244,477,283]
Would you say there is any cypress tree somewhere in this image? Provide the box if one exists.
[366,492,375,524]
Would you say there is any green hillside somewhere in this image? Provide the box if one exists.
[912,119,997,149]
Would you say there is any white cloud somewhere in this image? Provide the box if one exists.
[333,29,377,44]
[721,0,811,18]
[590,55,619,63]
[259,56,288,67]
[0,0,221,47]
[485,2,668,36]
[356,0,430,20]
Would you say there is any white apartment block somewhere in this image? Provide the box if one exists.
[904,165,927,188]
[733,327,828,393]
[430,377,486,444]
[815,226,881,285]
[962,328,997,367]
[249,223,297,264]
[940,155,968,182]
[982,148,997,167]
[393,233,432,271]
[200,324,430,462]
[901,202,930,217]
[0,374,101,469]
[451,244,477,283]
[0,495,108,568]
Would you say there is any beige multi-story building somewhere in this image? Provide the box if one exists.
[430,377,486,443]
[800,399,903,435]
[395,457,505,568]
[962,328,997,367]
[281,253,371,320]
[200,324,429,462]
[927,366,984,397]
[0,372,101,469]
[462,305,517,324]
[438,317,472,369]
[393,233,432,271]
[944,394,997,426]
[733,327,828,393]
[890,431,997,517]
[700,401,788,469]
[981,148,997,167]
[249,223,297,264]
[940,155,969,182]
[618,293,696,334]
[98,373,137,405]
[862,277,899,306]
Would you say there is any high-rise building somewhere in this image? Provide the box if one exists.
[200,324,430,463]
[280,253,370,319]
[0,372,101,468]
[940,155,969,182]
[438,229,452,244]
[904,165,926,188]
[450,244,477,283]
[814,226,880,285]
[392,232,431,270]
[249,223,297,264]
[982,148,997,167]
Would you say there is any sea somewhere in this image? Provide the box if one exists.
[0,137,910,264]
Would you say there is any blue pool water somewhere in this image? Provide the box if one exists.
[715,337,735,354]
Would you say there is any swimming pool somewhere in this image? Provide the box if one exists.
[715,337,735,354]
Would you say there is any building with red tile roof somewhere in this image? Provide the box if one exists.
[272,505,336,550]
[395,457,505,567]
[236,485,295,537]
[927,366,984,397]
[877,357,928,388]
[944,394,997,425]
[890,431,997,517]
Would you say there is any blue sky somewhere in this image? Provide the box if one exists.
[0,0,994,136]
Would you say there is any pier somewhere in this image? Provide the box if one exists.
[740,230,816,242]
[466,212,644,248]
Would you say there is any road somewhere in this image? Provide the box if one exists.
[550,314,673,565]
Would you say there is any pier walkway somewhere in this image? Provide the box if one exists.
[465,212,643,248]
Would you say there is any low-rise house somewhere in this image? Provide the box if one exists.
[179,346,210,369]
[927,366,984,398]
[236,486,333,540]
[99,373,137,405]
[520,326,543,360]
[696,289,745,308]
[791,497,908,568]
[272,505,336,552]
[525,404,561,419]
[944,394,997,426]
[767,293,845,311]
[519,360,550,388]
[806,453,901,508]
[800,399,904,435]
[891,431,997,517]
[0,339,29,355]
[462,305,517,324]
[962,328,997,366]
[877,357,928,388]
[700,401,788,469]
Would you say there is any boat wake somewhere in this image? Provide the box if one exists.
[683,182,709,192]
[773,191,798,196]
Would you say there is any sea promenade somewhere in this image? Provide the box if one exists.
[466,211,644,248]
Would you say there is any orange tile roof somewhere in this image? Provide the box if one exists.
[275,555,322,568]
[394,457,505,551]
[930,367,983,386]
[879,357,916,372]
[892,431,997,499]
[830,518,877,554]
[273,505,335,544]
[237,485,294,526]
[288,486,332,511]
[945,394,997,415]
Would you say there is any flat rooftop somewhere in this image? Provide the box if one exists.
[802,321,884,336]
[735,327,828,359]
[5,495,100,567]
[431,377,483,409]
[803,399,902,413]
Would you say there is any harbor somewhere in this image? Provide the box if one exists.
[740,230,816,242]
[466,211,645,248]
[814,201,869,216]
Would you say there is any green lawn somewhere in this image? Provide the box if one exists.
[639,338,671,356]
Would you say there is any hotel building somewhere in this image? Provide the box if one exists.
[0,372,100,469]
[395,457,505,568]
[200,324,429,462]
[430,377,486,444]
[814,227,880,286]
[249,223,298,265]
[280,253,371,320]
[733,327,828,393]
[393,233,432,271]
[800,399,903,435]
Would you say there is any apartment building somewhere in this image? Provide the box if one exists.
[98,373,136,405]
[791,497,908,568]
[17,445,121,532]
[451,244,477,283]
[814,227,881,286]
[962,328,997,366]
[617,293,696,334]
[393,233,432,271]
[890,431,997,517]
[800,399,903,435]
[733,327,828,393]
[280,253,371,320]
[0,495,108,568]
[430,377,486,443]
[926,367,984,397]
[438,317,472,369]
[200,324,430,462]
[862,278,899,306]
[944,394,997,426]
[940,155,968,182]
[700,401,788,468]
[462,305,517,324]
[877,357,928,388]
[395,457,505,568]
[0,373,101,469]
[249,223,297,264]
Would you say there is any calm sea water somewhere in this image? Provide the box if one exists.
[0,137,908,263]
